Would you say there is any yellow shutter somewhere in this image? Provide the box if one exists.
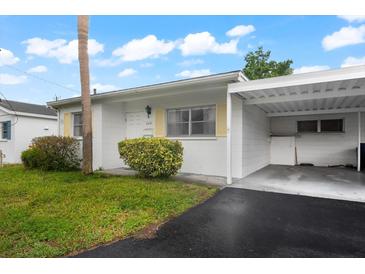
[64,112,72,137]
[154,108,166,137]
[216,103,227,137]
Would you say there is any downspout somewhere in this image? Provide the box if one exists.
[57,109,61,136]
[226,91,232,184]
[358,111,362,172]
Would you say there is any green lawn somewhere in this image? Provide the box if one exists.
[0,165,217,257]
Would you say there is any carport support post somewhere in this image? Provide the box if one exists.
[358,112,362,172]
[227,92,232,184]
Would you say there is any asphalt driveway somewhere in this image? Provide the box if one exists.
[73,188,365,257]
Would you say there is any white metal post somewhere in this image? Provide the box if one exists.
[226,92,232,184]
[358,112,362,172]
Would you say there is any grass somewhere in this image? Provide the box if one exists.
[0,165,217,257]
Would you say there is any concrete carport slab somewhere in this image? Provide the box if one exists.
[231,165,365,203]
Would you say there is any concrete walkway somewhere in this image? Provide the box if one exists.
[231,165,365,203]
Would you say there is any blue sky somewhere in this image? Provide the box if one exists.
[1,15,365,104]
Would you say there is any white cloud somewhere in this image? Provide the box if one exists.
[338,15,365,23]
[322,25,365,51]
[0,73,27,85]
[140,62,154,68]
[113,35,175,61]
[118,68,137,78]
[226,25,255,37]
[293,65,330,74]
[178,59,204,66]
[175,69,211,78]
[94,58,122,67]
[0,48,20,66]
[22,37,104,64]
[27,65,48,73]
[341,56,365,67]
[179,32,238,56]
[91,83,117,92]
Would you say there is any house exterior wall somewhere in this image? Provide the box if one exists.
[242,105,271,177]
[58,88,245,177]
[0,109,57,163]
[270,112,361,166]
[120,88,239,177]
[0,109,15,163]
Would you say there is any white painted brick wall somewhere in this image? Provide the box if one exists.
[270,112,362,167]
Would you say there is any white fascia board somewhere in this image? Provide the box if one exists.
[267,107,365,117]
[48,71,241,108]
[228,65,365,93]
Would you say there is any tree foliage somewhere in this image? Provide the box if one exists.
[242,46,293,80]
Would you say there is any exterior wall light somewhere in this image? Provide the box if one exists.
[145,105,152,118]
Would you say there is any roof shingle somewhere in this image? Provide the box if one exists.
[0,99,57,116]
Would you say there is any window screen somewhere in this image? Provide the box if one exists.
[297,120,317,133]
[320,119,343,132]
[1,121,11,140]
[167,105,216,137]
[73,113,83,137]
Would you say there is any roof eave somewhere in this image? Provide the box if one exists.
[48,70,241,108]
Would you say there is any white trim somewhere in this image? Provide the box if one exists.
[267,107,365,117]
[0,106,57,120]
[243,88,365,105]
[228,65,365,93]
[48,71,241,107]
[226,92,232,185]
[358,112,362,172]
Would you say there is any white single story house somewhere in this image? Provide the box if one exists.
[0,99,58,163]
[47,66,365,184]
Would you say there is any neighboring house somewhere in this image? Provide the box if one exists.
[47,66,365,183]
[0,99,58,163]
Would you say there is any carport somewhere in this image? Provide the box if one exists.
[226,66,365,200]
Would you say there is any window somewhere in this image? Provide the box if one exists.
[297,120,318,133]
[1,121,11,140]
[167,105,216,137]
[320,119,343,132]
[297,119,344,133]
[73,112,83,137]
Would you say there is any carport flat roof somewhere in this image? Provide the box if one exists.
[228,65,365,116]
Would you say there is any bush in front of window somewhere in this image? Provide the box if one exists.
[21,136,81,171]
[118,137,183,178]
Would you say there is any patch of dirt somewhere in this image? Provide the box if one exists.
[132,222,164,240]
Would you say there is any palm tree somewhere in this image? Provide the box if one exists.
[77,15,93,174]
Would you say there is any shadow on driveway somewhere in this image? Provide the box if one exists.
[73,188,365,257]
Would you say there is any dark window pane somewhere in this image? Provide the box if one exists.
[321,119,343,132]
[167,110,189,123]
[191,109,204,121]
[191,121,215,135]
[74,113,82,125]
[191,107,215,122]
[74,125,83,137]
[167,123,189,136]
[297,120,317,132]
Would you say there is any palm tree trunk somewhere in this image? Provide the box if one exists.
[77,15,93,174]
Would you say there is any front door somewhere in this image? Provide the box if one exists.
[270,136,296,165]
[126,112,146,139]
[125,111,153,139]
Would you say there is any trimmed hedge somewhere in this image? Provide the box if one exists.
[21,136,81,171]
[118,137,183,178]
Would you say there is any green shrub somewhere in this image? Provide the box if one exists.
[21,136,81,171]
[118,137,183,178]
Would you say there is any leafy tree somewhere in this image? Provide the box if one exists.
[242,46,293,80]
